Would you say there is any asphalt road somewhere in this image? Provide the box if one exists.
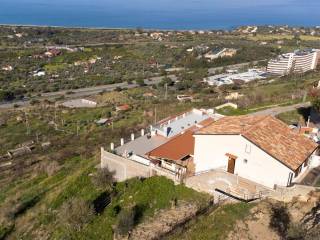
[250,102,311,116]
[0,75,177,109]
[208,60,267,75]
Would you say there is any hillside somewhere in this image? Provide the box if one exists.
[168,191,320,240]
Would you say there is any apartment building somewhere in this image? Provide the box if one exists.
[267,49,320,75]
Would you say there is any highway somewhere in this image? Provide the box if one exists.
[208,60,266,75]
[0,75,177,109]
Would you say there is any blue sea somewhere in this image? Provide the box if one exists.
[0,0,320,30]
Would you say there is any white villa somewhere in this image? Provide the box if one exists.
[193,115,320,189]
[101,110,320,200]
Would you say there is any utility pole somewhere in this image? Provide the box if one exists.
[76,121,80,136]
[54,103,58,130]
[36,132,39,143]
[165,83,168,100]
[24,111,30,135]
[154,107,157,124]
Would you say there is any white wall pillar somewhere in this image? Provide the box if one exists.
[120,138,124,146]
[110,142,114,151]
[141,129,145,136]
[164,126,168,136]
[131,133,135,141]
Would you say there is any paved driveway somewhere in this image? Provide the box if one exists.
[250,102,311,116]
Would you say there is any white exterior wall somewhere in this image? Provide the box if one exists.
[130,154,150,166]
[311,51,320,69]
[193,135,296,188]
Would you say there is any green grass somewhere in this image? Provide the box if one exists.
[247,34,294,41]
[216,106,250,116]
[51,176,210,239]
[276,110,303,125]
[1,160,209,240]
[44,63,69,73]
[276,106,310,125]
[168,202,254,240]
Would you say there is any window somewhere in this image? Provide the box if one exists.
[245,144,251,154]
[294,166,302,177]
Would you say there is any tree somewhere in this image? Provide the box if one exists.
[136,78,146,87]
[158,77,173,87]
[91,168,115,191]
[0,90,15,102]
[269,204,290,239]
[115,207,135,237]
[309,88,320,111]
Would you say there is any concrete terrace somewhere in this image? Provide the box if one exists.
[115,134,168,157]
[152,109,214,138]
[186,169,271,202]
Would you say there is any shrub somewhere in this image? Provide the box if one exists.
[91,168,115,191]
[269,204,290,239]
[287,223,306,240]
[115,207,135,236]
[114,204,145,237]
[37,160,61,176]
[58,197,94,232]
[0,224,14,240]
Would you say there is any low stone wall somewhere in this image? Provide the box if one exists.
[101,148,180,183]
[101,148,150,181]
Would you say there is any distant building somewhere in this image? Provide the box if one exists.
[96,118,112,125]
[61,99,97,108]
[204,48,237,61]
[225,92,244,100]
[1,65,13,71]
[267,49,320,75]
[44,49,62,58]
[203,69,266,86]
[33,70,46,77]
[177,95,193,102]
[116,104,130,112]
[165,67,185,73]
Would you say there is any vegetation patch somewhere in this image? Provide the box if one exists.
[168,202,254,240]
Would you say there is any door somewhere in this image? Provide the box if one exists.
[227,157,236,174]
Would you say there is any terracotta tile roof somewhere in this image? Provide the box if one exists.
[197,115,267,135]
[147,130,195,161]
[196,115,318,171]
[147,118,215,161]
[197,117,215,127]
[116,104,130,111]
